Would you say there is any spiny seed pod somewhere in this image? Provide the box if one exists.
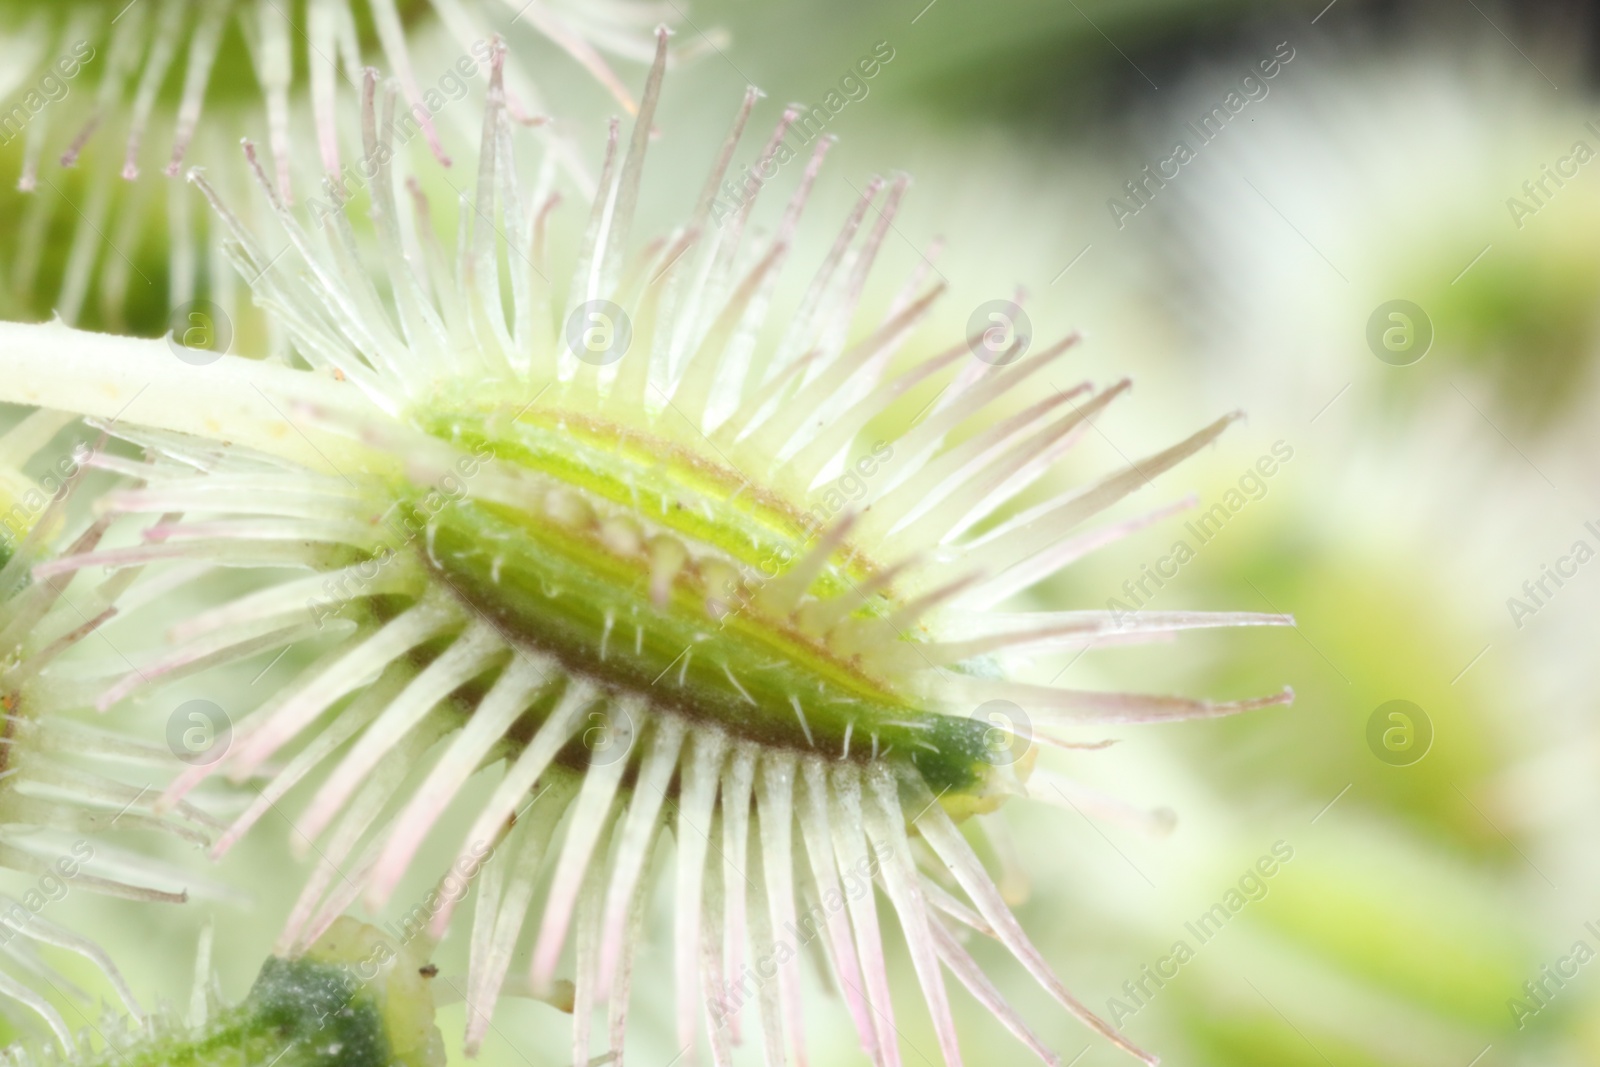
[0,35,1293,1067]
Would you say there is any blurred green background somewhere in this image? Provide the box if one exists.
[10,1,1600,1065]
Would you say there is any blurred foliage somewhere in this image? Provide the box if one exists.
[1186,516,1509,856]
[1409,223,1600,432]
[0,165,172,335]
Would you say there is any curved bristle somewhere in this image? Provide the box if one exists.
[0,428,219,1041]
[6,0,699,338]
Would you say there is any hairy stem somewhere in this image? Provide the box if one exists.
[0,320,376,475]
